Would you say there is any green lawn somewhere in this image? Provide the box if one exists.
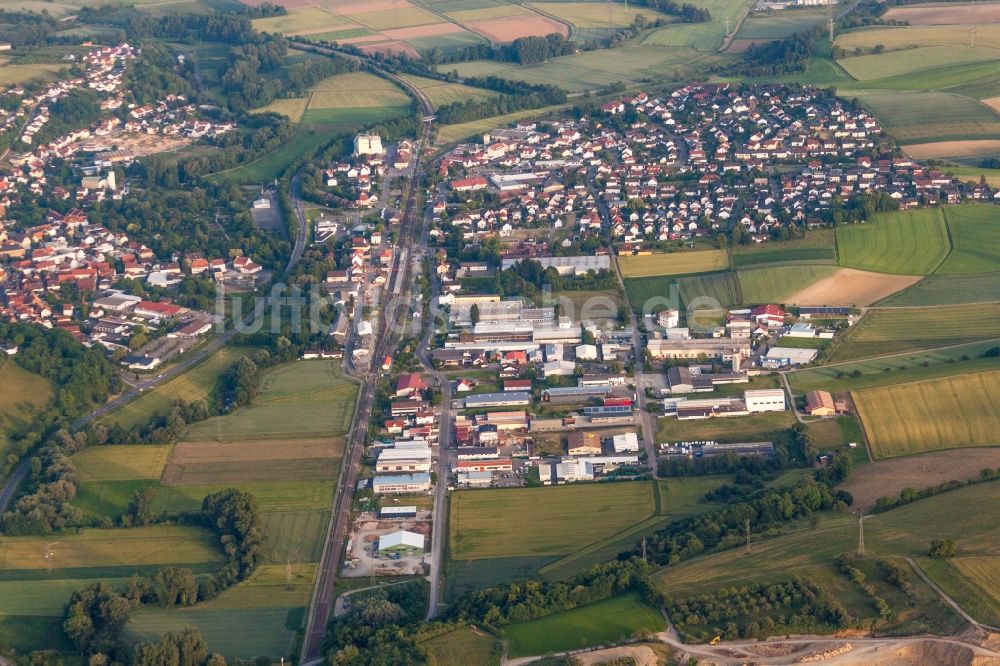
[502,592,665,658]
[835,208,950,275]
[937,204,1000,274]
[657,411,796,444]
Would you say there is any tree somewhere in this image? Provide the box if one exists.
[126,486,157,526]
[928,539,956,559]
[469,303,480,325]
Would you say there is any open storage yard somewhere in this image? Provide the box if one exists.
[853,369,1000,458]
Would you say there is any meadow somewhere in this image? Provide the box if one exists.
[72,445,172,482]
[920,557,1000,627]
[877,272,1000,306]
[835,208,949,275]
[737,264,838,304]
[252,6,349,36]
[641,0,751,51]
[853,369,1000,458]
[421,626,502,666]
[102,346,250,429]
[734,7,828,40]
[657,411,795,444]
[435,101,573,144]
[502,592,665,658]
[838,45,999,81]
[619,249,730,277]
[448,482,656,560]
[0,62,65,85]
[851,90,1000,145]
[678,272,742,310]
[397,73,498,109]
[829,303,1000,360]
[0,359,53,462]
[788,339,1000,393]
[937,204,1000,274]
[655,482,1000,632]
[731,245,835,267]
[183,360,357,441]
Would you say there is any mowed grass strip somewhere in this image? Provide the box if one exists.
[449,483,656,559]
[199,564,317,609]
[152,480,334,514]
[937,204,1000,274]
[925,557,1000,627]
[878,272,1000,306]
[619,249,730,277]
[853,369,1000,458]
[0,359,53,459]
[502,592,665,658]
[836,208,949,275]
[0,525,223,572]
[72,445,172,482]
[830,303,1000,360]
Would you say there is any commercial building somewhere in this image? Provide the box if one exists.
[612,432,640,453]
[646,337,749,361]
[455,459,512,472]
[463,391,531,409]
[456,470,493,487]
[744,389,787,413]
[372,473,431,494]
[762,346,818,368]
[354,133,383,156]
[379,506,417,520]
[375,447,432,473]
[542,385,612,403]
[457,446,499,460]
[377,530,425,555]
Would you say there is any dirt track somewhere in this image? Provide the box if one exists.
[838,448,1000,511]
[786,268,921,307]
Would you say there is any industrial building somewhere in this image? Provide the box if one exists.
[805,390,837,416]
[612,432,640,453]
[463,392,532,409]
[646,337,750,362]
[379,506,417,520]
[762,346,818,368]
[377,530,424,555]
[744,389,787,413]
[456,470,493,487]
[372,472,431,494]
[542,385,613,403]
[567,431,602,456]
[375,447,432,473]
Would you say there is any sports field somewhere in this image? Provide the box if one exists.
[853,369,1000,458]
[397,74,498,109]
[619,249,729,277]
[835,208,949,275]
[830,303,1000,360]
[449,483,656,560]
[502,592,665,658]
[937,204,1000,274]
[184,360,357,440]
[102,346,250,429]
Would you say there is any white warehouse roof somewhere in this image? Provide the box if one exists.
[378,530,424,551]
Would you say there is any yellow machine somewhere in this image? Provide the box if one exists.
[710,636,721,645]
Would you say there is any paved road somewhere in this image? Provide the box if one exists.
[298,66,435,660]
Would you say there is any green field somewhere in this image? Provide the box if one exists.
[877,272,1000,306]
[624,272,740,316]
[620,249,730,277]
[732,245,835,267]
[655,482,1000,627]
[853,369,1000,458]
[789,339,1000,393]
[435,101,573,143]
[830,303,1000,360]
[103,346,251,429]
[0,358,53,462]
[835,208,950,275]
[936,204,1000,274]
[839,45,1000,81]
[641,0,750,50]
[184,361,357,440]
[72,445,172,482]
[851,90,1000,144]
[657,411,796,444]
[920,557,1000,627]
[0,525,223,572]
[422,626,502,666]
[398,74,498,109]
[734,8,828,39]
[259,510,330,563]
[152,479,335,514]
[737,264,839,304]
[449,482,656,560]
[502,592,665,658]
[126,607,299,660]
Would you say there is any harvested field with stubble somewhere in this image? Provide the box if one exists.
[853,369,1000,458]
[619,249,730,277]
[904,139,1000,160]
[449,483,656,560]
[161,438,344,485]
[464,15,568,41]
[838,449,1000,511]
[784,268,921,307]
